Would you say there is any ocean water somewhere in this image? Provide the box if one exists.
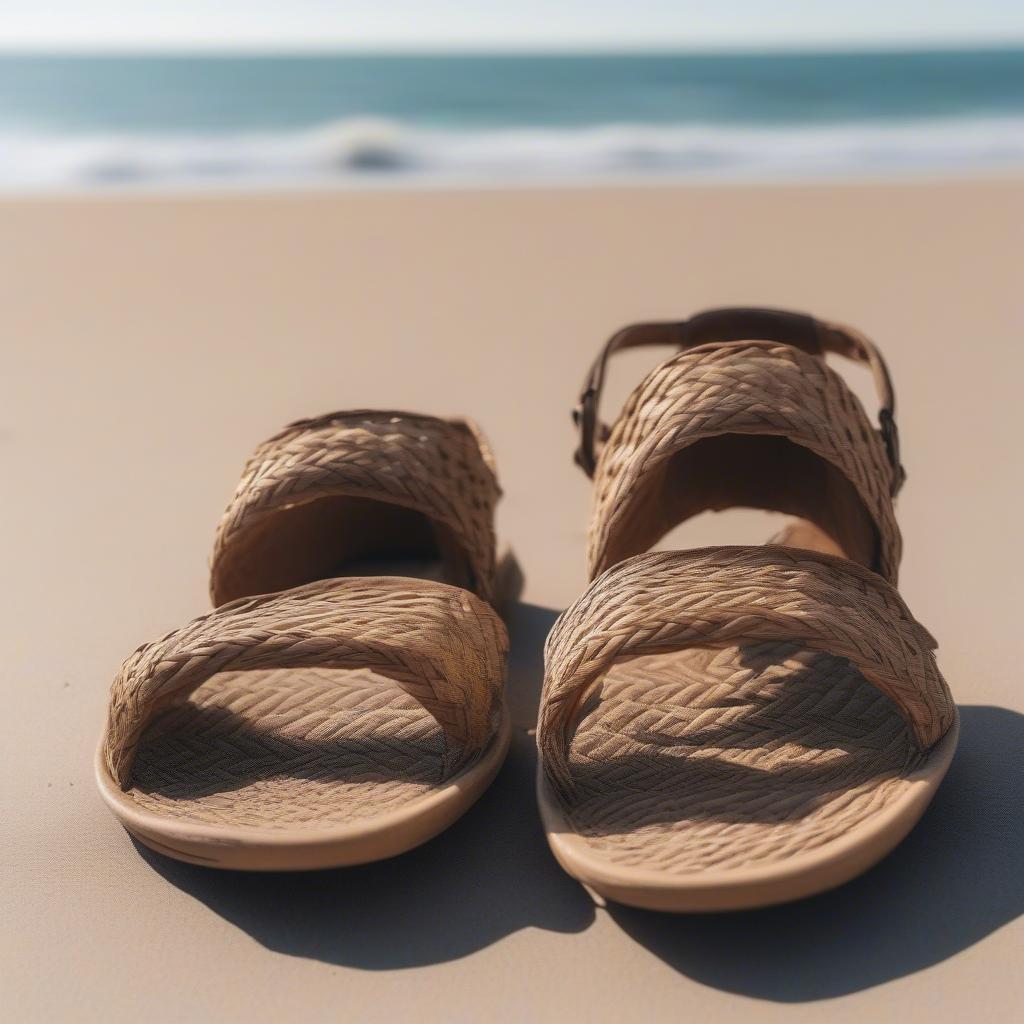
[1,50,1023,188]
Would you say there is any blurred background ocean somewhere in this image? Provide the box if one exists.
[2,48,1024,188]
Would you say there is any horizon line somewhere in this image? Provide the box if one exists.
[2,39,1024,58]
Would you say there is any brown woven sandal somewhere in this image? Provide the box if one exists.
[96,411,519,870]
[537,308,958,911]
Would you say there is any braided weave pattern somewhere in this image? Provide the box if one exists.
[210,410,501,604]
[561,643,927,873]
[103,576,508,789]
[539,546,954,795]
[127,667,449,829]
[588,341,902,582]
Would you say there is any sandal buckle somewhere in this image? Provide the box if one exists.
[879,408,906,496]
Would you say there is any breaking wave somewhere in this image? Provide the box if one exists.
[2,115,1024,189]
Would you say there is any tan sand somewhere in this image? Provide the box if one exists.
[3,178,1023,1022]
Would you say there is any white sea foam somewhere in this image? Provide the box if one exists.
[2,115,1024,189]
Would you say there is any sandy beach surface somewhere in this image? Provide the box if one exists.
[3,178,1023,1022]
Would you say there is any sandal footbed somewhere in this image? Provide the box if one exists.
[539,642,957,911]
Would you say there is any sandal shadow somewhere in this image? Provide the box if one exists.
[133,602,592,969]
[608,703,1024,1000]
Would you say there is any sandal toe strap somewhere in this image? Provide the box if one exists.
[539,546,955,795]
[103,576,507,789]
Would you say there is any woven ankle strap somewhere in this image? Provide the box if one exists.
[573,307,903,494]
[588,339,903,581]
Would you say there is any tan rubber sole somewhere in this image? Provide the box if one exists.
[537,710,958,912]
[96,705,511,871]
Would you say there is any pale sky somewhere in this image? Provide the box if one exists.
[2,0,1024,51]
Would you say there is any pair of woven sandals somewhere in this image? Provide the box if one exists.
[97,308,957,912]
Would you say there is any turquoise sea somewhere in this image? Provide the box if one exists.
[1,49,1023,187]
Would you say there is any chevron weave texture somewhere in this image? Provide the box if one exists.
[127,667,450,829]
[104,575,508,789]
[540,325,955,878]
[210,410,501,605]
[588,340,902,582]
[102,409,511,848]
[559,643,928,874]
[540,546,954,795]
